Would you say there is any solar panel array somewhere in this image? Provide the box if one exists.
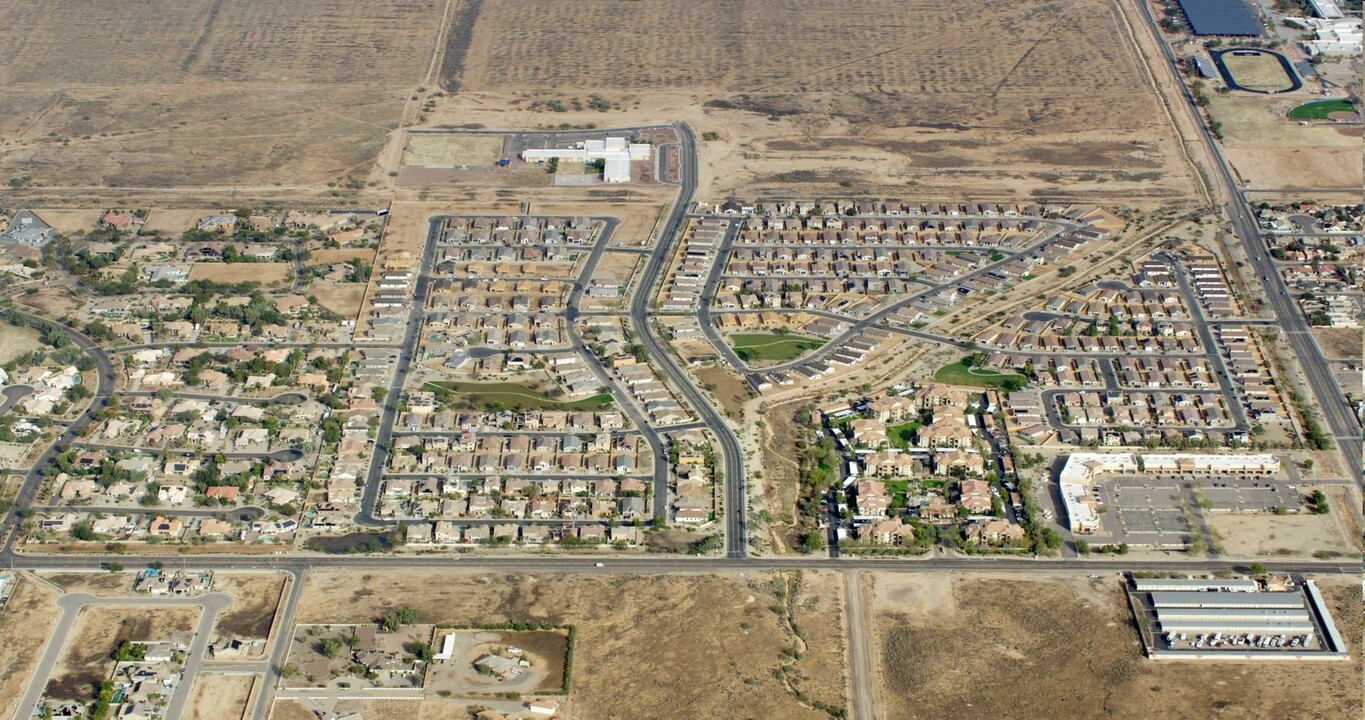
[1174,0,1264,36]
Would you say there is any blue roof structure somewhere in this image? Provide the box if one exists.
[1174,0,1263,36]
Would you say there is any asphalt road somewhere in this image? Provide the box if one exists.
[13,591,232,720]
[626,122,750,557]
[355,216,442,525]
[560,217,671,520]
[1,313,117,556]
[1130,0,1362,483]
[1163,252,1249,430]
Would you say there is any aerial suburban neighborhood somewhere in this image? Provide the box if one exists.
[0,0,1358,718]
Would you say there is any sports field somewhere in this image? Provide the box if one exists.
[1288,99,1357,121]
[933,360,1027,389]
[729,333,823,363]
[426,381,614,411]
[1219,51,1296,93]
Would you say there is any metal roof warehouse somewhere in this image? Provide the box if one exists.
[1148,591,1305,609]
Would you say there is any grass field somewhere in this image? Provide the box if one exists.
[933,360,1026,389]
[1288,99,1357,120]
[729,333,822,363]
[426,381,613,411]
[887,421,923,449]
[1220,51,1296,93]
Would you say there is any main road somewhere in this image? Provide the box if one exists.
[1129,0,1362,483]
[628,122,750,557]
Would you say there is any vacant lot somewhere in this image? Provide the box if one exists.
[296,570,843,720]
[39,572,136,597]
[1210,95,1361,192]
[696,365,753,416]
[438,0,1194,202]
[0,321,43,364]
[212,572,286,644]
[872,574,1361,720]
[0,576,63,720]
[189,262,292,286]
[46,605,199,701]
[1207,511,1360,559]
[1219,51,1295,93]
[0,1,444,188]
[186,673,255,720]
[426,381,614,412]
[730,333,823,364]
[1312,327,1360,361]
[403,134,505,167]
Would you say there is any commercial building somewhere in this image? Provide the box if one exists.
[1301,17,1362,57]
[521,137,652,183]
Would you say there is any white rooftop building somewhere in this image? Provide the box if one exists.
[1300,17,1362,56]
[521,137,652,183]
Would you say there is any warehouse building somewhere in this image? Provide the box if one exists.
[1174,0,1263,36]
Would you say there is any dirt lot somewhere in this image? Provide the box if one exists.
[212,572,286,643]
[696,365,753,417]
[1206,512,1360,558]
[275,699,421,720]
[1209,95,1361,192]
[28,209,103,234]
[0,575,63,720]
[0,1,445,189]
[757,399,807,553]
[186,672,255,720]
[46,605,199,701]
[0,321,43,364]
[1312,327,1360,361]
[295,570,843,720]
[308,248,375,266]
[436,0,1196,203]
[871,573,1361,720]
[39,571,136,597]
[403,134,505,167]
[189,262,292,286]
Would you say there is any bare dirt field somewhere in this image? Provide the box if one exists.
[0,1,446,188]
[403,133,505,167]
[188,262,292,285]
[696,365,753,417]
[275,699,421,720]
[39,571,136,597]
[29,209,102,234]
[212,572,286,643]
[143,209,216,235]
[871,573,1361,720]
[1210,95,1361,192]
[310,282,369,320]
[435,0,1196,203]
[0,321,43,364]
[0,575,63,720]
[295,570,844,719]
[758,399,807,553]
[308,248,375,266]
[186,672,255,720]
[15,286,83,321]
[1206,512,1360,558]
[1312,327,1360,361]
[46,605,199,701]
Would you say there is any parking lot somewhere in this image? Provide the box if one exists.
[1095,477,1193,548]
[1087,472,1302,548]
[1193,474,1299,513]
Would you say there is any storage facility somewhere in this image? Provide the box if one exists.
[1173,0,1263,36]
[1132,578,1258,592]
[1147,590,1304,609]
